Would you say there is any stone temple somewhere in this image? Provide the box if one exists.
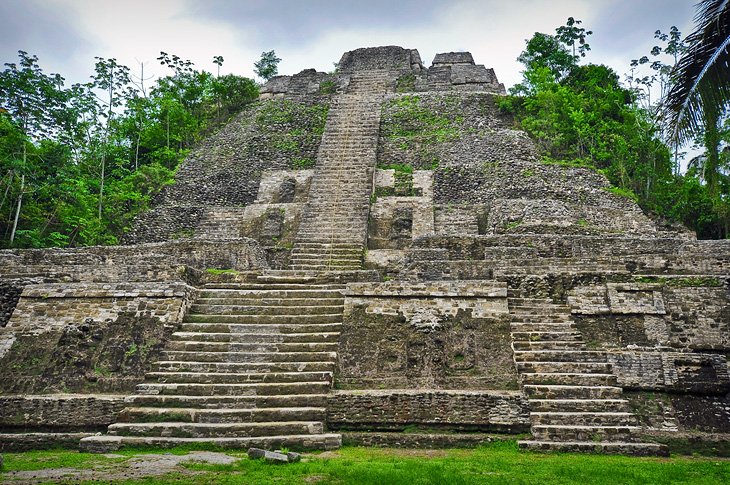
[0,46,728,456]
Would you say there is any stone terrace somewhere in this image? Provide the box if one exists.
[1,46,728,455]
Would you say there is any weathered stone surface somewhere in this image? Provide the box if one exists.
[337,46,417,72]
[122,97,330,245]
[327,390,529,431]
[0,432,97,452]
[0,239,268,283]
[1,45,729,456]
[247,447,266,459]
[339,282,515,389]
[343,432,507,448]
[0,282,196,393]
[0,394,125,430]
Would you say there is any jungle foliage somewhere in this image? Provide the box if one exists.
[501,18,730,239]
[0,51,259,248]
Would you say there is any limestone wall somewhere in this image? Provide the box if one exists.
[0,395,124,432]
[0,282,196,393]
[327,390,529,432]
[0,239,267,285]
[338,281,516,390]
[569,281,730,352]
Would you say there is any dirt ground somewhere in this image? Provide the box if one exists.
[2,451,239,483]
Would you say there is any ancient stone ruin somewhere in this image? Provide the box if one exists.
[0,46,728,456]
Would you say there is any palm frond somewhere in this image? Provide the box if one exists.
[663,0,730,144]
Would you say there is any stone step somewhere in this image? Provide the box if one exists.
[512,341,586,351]
[135,381,331,397]
[508,298,555,305]
[80,434,342,453]
[523,385,623,400]
[289,252,362,260]
[287,261,362,268]
[194,297,344,306]
[201,284,343,292]
[531,425,641,442]
[289,253,363,259]
[127,394,328,409]
[510,315,573,323]
[520,373,618,386]
[165,341,339,355]
[289,258,362,265]
[152,361,335,374]
[290,264,362,271]
[293,242,363,249]
[297,219,365,227]
[188,304,343,315]
[199,289,344,299]
[299,214,368,220]
[294,238,365,244]
[517,440,668,456]
[511,331,582,342]
[183,314,343,324]
[144,371,333,385]
[516,361,613,374]
[509,307,572,315]
[528,398,630,413]
[179,322,342,334]
[159,350,337,363]
[118,407,326,424]
[510,322,577,332]
[530,412,637,427]
[288,260,362,267]
[513,350,607,363]
[295,231,366,239]
[171,331,340,344]
[108,421,325,438]
[297,218,367,225]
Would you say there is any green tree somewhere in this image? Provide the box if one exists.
[0,51,68,244]
[254,50,281,81]
[91,57,131,219]
[512,33,576,94]
[555,17,592,58]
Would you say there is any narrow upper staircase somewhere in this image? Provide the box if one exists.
[80,274,344,451]
[509,295,668,456]
[290,70,390,271]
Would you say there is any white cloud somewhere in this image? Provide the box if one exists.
[6,0,700,91]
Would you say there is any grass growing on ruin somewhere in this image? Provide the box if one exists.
[2,442,730,484]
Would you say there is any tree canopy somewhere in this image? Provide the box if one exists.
[504,17,730,239]
[0,51,259,248]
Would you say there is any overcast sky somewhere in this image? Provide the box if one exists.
[2,0,697,90]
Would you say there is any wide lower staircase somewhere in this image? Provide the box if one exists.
[290,70,390,271]
[81,275,344,451]
[509,296,668,456]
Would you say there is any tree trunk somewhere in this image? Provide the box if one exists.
[10,169,25,245]
[0,170,12,211]
[98,154,105,220]
[704,109,721,197]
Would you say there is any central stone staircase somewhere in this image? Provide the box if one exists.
[290,70,390,271]
[81,274,344,451]
[509,295,668,456]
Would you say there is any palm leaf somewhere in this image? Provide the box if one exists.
[663,0,730,145]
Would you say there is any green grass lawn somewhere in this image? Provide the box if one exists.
[2,441,729,484]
